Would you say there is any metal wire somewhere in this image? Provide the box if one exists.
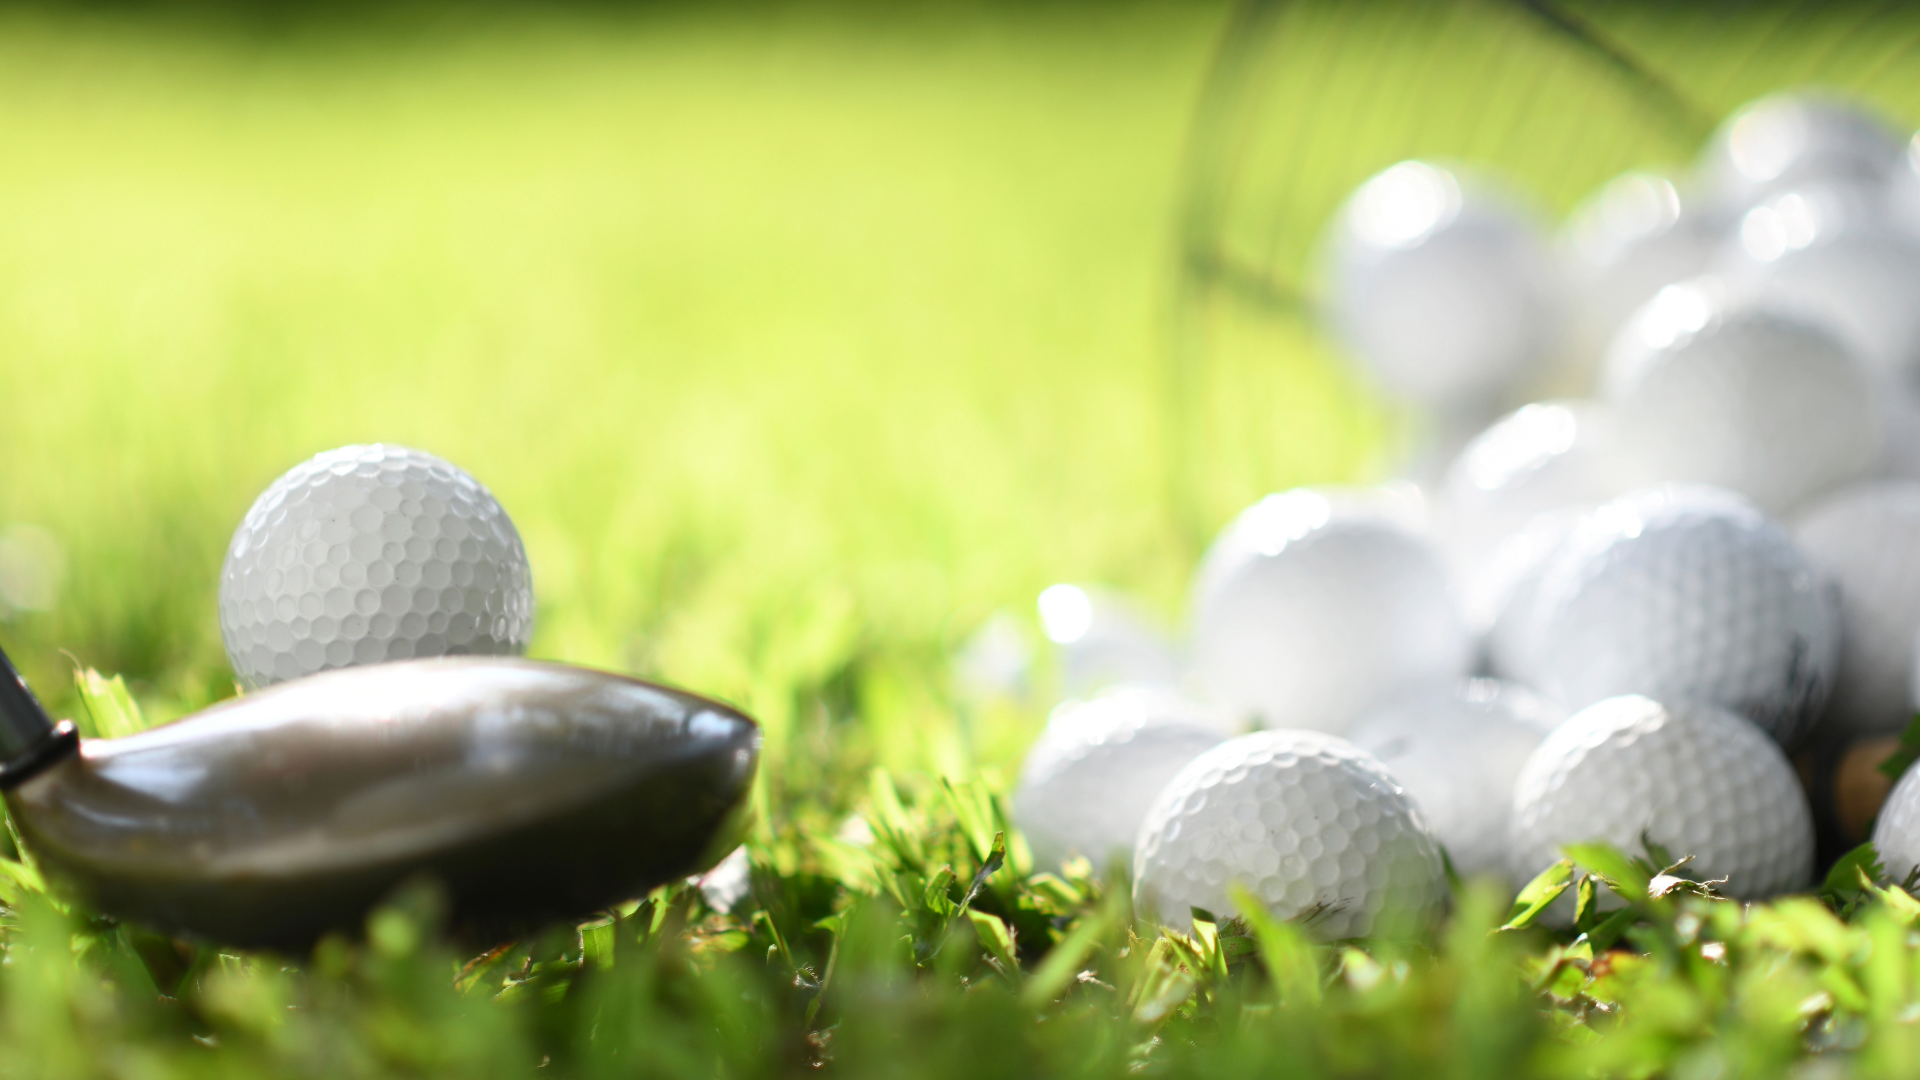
[1166,0,1920,539]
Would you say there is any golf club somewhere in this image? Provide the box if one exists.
[0,644,759,951]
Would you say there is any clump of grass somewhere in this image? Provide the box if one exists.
[6,688,1920,1080]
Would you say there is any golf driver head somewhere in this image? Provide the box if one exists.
[1,656,759,951]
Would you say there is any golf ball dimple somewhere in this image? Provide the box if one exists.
[1531,485,1837,746]
[219,444,534,689]
[1348,679,1565,884]
[1191,488,1471,734]
[1323,160,1564,412]
[1132,729,1446,939]
[1603,278,1880,515]
[1792,482,1920,737]
[1700,91,1906,206]
[1012,687,1227,874]
[1509,695,1813,901]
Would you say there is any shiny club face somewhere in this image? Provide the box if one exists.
[2,657,759,951]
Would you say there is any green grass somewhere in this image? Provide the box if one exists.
[8,2,1920,1076]
[0,0,1244,769]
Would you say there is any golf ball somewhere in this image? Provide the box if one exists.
[1479,507,1585,684]
[1012,687,1227,874]
[1562,171,1726,370]
[1133,729,1446,939]
[1510,695,1813,901]
[1876,388,1920,481]
[1348,679,1565,884]
[1700,91,1906,206]
[1869,760,1920,884]
[1437,399,1625,627]
[1603,277,1880,515]
[1191,488,1471,733]
[952,613,1034,704]
[1729,183,1920,386]
[1792,481,1920,737]
[1322,160,1563,412]
[1036,583,1180,699]
[219,444,534,689]
[1531,485,1837,746]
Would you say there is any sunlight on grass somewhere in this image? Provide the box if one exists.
[0,5,1247,783]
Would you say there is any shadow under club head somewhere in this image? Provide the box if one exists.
[2,657,760,951]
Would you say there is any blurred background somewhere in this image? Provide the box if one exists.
[0,1,1232,791]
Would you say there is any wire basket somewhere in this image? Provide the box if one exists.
[1168,0,1920,542]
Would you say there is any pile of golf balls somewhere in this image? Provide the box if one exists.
[219,444,534,689]
[1007,88,1920,932]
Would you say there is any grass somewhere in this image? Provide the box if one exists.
[6,1,1920,1076]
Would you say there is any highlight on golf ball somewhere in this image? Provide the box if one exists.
[218,444,535,689]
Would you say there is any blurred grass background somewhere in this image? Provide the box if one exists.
[0,0,1276,809]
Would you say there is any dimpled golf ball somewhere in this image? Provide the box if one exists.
[220,444,534,689]
[1728,184,1920,385]
[1869,762,1920,883]
[1191,488,1471,733]
[1349,679,1565,883]
[1013,687,1227,874]
[1793,482,1920,736]
[1701,91,1906,206]
[1509,695,1813,901]
[1133,730,1446,939]
[1322,160,1563,412]
[1603,277,1880,515]
[1531,485,1837,746]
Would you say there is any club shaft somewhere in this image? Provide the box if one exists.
[0,641,56,763]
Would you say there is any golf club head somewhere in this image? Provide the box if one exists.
[0,657,759,951]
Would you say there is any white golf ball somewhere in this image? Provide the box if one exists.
[1562,171,1727,369]
[1133,729,1446,939]
[1793,482,1920,737]
[1531,485,1837,746]
[1886,132,1920,238]
[1875,387,1920,481]
[1727,183,1920,385]
[1348,678,1565,883]
[1012,687,1227,874]
[1480,507,1586,684]
[1510,695,1813,901]
[1437,399,1625,625]
[1603,277,1880,515]
[1700,91,1906,207]
[1870,762,1920,883]
[1036,583,1179,699]
[1191,488,1471,733]
[1322,160,1564,412]
[219,444,534,689]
